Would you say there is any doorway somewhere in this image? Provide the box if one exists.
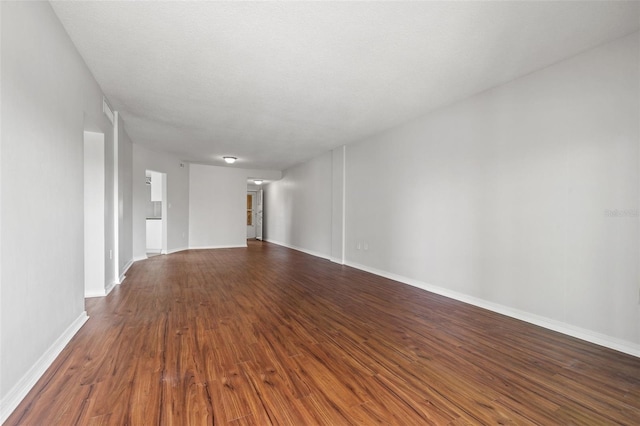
[256,189,263,240]
[145,170,167,256]
[247,191,257,239]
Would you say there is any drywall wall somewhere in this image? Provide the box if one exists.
[345,33,639,349]
[331,146,346,263]
[0,1,118,419]
[189,164,281,249]
[103,110,117,292]
[189,164,248,248]
[132,144,190,260]
[264,152,334,258]
[84,132,106,297]
[117,114,133,278]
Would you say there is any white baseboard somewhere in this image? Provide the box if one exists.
[249,242,640,356]
[85,278,119,298]
[85,289,106,298]
[264,239,331,261]
[188,244,247,250]
[133,248,188,263]
[167,246,189,254]
[345,260,640,358]
[104,280,117,296]
[119,259,134,283]
[138,247,241,260]
[0,312,89,423]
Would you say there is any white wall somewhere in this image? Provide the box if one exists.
[118,115,133,278]
[331,146,346,263]
[190,164,247,248]
[84,132,105,297]
[189,164,281,249]
[264,152,334,258]
[103,112,117,291]
[264,33,639,355]
[132,145,190,260]
[345,33,639,350]
[0,1,122,419]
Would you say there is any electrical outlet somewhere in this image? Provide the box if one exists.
[356,242,361,250]
[364,243,369,251]
[109,250,113,259]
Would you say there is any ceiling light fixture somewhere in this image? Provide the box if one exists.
[223,156,237,164]
[254,179,263,185]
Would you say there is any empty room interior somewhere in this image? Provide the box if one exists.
[2,1,640,424]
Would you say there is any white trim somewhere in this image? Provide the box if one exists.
[227,239,640,357]
[122,259,134,273]
[330,256,345,265]
[0,312,89,423]
[119,259,134,283]
[132,247,188,263]
[345,260,640,358]
[264,239,331,261]
[105,280,117,296]
[188,244,247,250]
[167,246,189,255]
[85,278,119,298]
[102,97,114,124]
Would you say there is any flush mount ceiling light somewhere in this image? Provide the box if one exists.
[223,156,237,164]
[254,179,263,185]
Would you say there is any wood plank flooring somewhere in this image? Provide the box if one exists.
[5,241,640,425]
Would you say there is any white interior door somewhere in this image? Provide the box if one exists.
[247,191,257,239]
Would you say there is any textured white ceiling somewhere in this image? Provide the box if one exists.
[51,1,639,170]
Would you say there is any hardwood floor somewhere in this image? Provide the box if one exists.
[6,241,640,425]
